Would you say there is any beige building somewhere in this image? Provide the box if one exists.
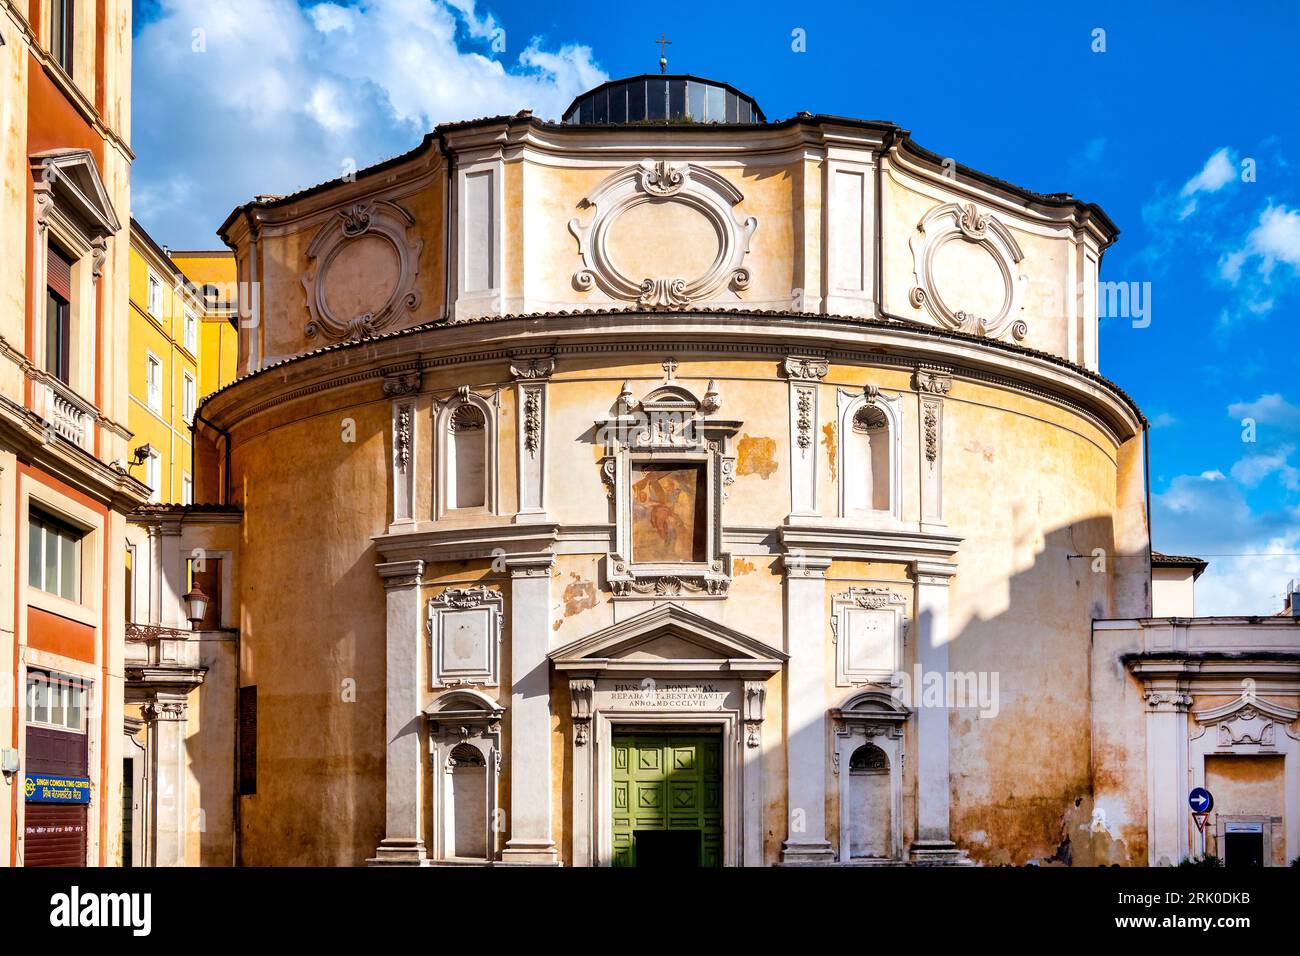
[137,72,1298,867]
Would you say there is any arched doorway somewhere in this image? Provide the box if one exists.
[832,691,910,863]
[848,743,891,859]
[446,744,488,859]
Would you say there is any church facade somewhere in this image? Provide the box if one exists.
[143,73,1297,867]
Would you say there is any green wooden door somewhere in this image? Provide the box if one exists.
[612,733,722,867]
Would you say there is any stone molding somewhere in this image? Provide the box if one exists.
[569,161,757,308]
[909,201,1027,342]
[200,315,1145,448]
[301,199,423,342]
[427,586,504,688]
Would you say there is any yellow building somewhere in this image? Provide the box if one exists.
[169,250,239,402]
[127,220,212,504]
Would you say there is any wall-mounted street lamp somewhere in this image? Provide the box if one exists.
[183,582,210,628]
[126,582,212,643]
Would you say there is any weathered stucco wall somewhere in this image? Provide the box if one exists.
[231,387,390,865]
[217,339,1141,865]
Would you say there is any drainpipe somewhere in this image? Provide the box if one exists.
[439,129,455,321]
[1143,420,1153,616]
[192,404,232,505]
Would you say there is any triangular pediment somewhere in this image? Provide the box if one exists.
[31,148,121,238]
[549,603,785,676]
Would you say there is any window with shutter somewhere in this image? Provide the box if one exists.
[45,245,73,383]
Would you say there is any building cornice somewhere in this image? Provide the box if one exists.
[0,393,151,511]
[217,112,1115,249]
[198,310,1146,447]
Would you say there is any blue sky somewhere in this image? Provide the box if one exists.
[130,0,1300,613]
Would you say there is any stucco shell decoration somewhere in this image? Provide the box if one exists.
[302,199,423,341]
[909,201,1028,341]
[569,160,758,308]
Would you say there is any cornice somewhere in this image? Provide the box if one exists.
[0,393,151,511]
[780,523,963,565]
[374,521,562,565]
[200,310,1146,447]
[217,112,1111,249]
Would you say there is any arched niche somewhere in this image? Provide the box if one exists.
[837,387,903,523]
[434,388,499,519]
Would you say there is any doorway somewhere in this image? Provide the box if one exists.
[1223,831,1264,867]
[612,731,721,867]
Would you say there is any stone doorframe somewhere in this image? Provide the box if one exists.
[1190,692,1299,866]
[831,691,910,863]
[550,602,786,867]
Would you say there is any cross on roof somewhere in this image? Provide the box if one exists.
[656,33,671,73]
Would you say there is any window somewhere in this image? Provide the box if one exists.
[124,545,134,622]
[181,474,193,506]
[182,371,196,423]
[50,0,75,75]
[147,273,162,318]
[45,243,73,383]
[145,449,161,503]
[146,353,162,412]
[25,670,89,733]
[184,309,197,353]
[28,507,83,601]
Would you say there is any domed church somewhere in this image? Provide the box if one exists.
[134,71,1298,868]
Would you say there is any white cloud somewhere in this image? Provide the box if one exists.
[1177,147,1236,219]
[1217,204,1300,318]
[1148,411,1177,429]
[1228,393,1300,432]
[1180,147,1236,196]
[1244,204,1300,276]
[1229,446,1300,491]
[1153,471,1300,615]
[131,0,606,246]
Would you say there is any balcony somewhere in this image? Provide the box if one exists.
[33,375,95,452]
[125,622,206,692]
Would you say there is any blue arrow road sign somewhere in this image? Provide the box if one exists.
[1189,787,1213,813]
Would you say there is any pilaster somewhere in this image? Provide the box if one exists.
[1143,682,1193,866]
[783,355,827,519]
[499,553,560,864]
[909,559,965,863]
[369,559,427,865]
[144,693,190,867]
[510,353,553,523]
[913,364,951,531]
[779,552,836,864]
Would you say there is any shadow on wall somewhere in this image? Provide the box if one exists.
[787,511,1147,867]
